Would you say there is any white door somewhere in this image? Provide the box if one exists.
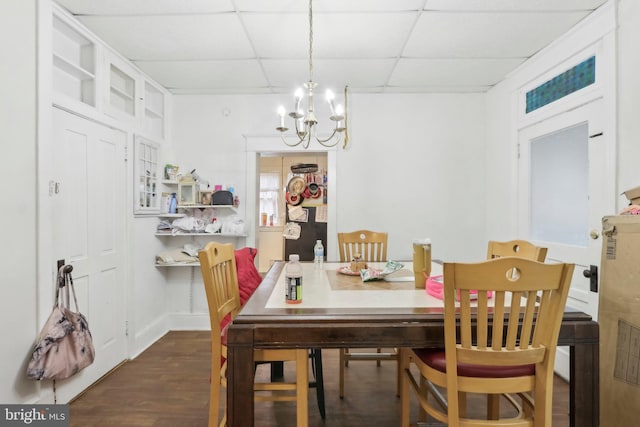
[51,108,128,401]
[518,98,610,379]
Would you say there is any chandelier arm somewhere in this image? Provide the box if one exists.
[314,127,341,147]
[316,132,343,148]
[280,132,305,147]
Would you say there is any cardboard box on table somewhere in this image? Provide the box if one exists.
[599,215,640,427]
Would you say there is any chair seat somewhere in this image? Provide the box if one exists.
[413,348,535,378]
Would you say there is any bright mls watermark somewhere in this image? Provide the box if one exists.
[0,405,69,426]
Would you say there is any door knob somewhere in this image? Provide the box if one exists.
[590,229,600,240]
[583,265,598,292]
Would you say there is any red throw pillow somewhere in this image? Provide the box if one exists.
[234,247,262,306]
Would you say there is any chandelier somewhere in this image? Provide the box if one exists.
[276,0,349,149]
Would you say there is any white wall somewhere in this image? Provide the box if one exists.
[0,0,40,404]
[172,96,486,250]
[617,0,640,198]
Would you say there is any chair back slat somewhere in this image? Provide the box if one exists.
[491,292,506,351]
[338,230,388,262]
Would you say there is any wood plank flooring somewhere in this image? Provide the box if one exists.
[69,331,570,426]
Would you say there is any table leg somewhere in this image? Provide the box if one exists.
[227,327,255,427]
[570,341,599,427]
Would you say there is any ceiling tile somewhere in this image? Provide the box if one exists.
[404,11,590,58]
[77,14,254,60]
[134,60,268,91]
[261,58,396,89]
[55,0,235,15]
[389,58,526,87]
[236,0,425,13]
[424,0,608,12]
[243,12,416,59]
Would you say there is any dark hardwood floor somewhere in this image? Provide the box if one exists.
[69,331,570,426]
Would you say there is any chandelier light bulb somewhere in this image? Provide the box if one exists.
[335,104,344,116]
[277,106,286,128]
[295,88,304,100]
[325,89,334,101]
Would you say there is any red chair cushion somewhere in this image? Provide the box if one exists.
[217,248,261,367]
[413,348,535,378]
[234,247,262,306]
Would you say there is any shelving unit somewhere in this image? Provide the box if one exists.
[109,62,136,117]
[155,178,243,266]
[52,14,96,107]
[177,205,236,210]
[144,81,165,139]
[155,232,247,237]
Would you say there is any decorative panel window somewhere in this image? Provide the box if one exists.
[134,135,160,215]
[526,56,596,114]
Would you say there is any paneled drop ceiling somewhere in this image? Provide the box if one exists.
[54,0,608,94]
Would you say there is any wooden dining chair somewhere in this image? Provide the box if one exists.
[199,242,309,427]
[487,239,548,262]
[400,257,574,427]
[336,230,396,398]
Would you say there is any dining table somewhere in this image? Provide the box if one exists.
[226,261,599,427]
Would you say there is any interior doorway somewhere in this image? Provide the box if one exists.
[257,153,328,273]
[244,136,338,271]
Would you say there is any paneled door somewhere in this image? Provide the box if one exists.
[51,108,127,401]
[517,98,611,379]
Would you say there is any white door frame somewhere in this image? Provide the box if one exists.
[244,135,338,262]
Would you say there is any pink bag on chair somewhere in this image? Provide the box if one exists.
[426,275,492,301]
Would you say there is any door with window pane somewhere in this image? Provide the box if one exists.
[518,99,609,378]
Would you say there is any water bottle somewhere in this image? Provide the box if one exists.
[169,193,178,214]
[285,254,303,304]
[314,240,324,269]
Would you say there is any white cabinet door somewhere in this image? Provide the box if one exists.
[51,107,127,401]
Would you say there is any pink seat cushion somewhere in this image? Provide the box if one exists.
[413,348,535,377]
[234,247,262,306]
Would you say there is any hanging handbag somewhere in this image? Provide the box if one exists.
[26,265,95,381]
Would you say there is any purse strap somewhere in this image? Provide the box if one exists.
[55,265,80,312]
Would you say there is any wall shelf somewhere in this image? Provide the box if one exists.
[53,54,95,81]
[155,232,247,237]
[156,262,200,267]
[177,204,236,209]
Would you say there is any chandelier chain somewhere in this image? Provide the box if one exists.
[308,0,313,82]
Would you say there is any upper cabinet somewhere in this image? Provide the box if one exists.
[142,80,166,140]
[105,53,138,122]
[51,4,170,141]
[52,12,97,110]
